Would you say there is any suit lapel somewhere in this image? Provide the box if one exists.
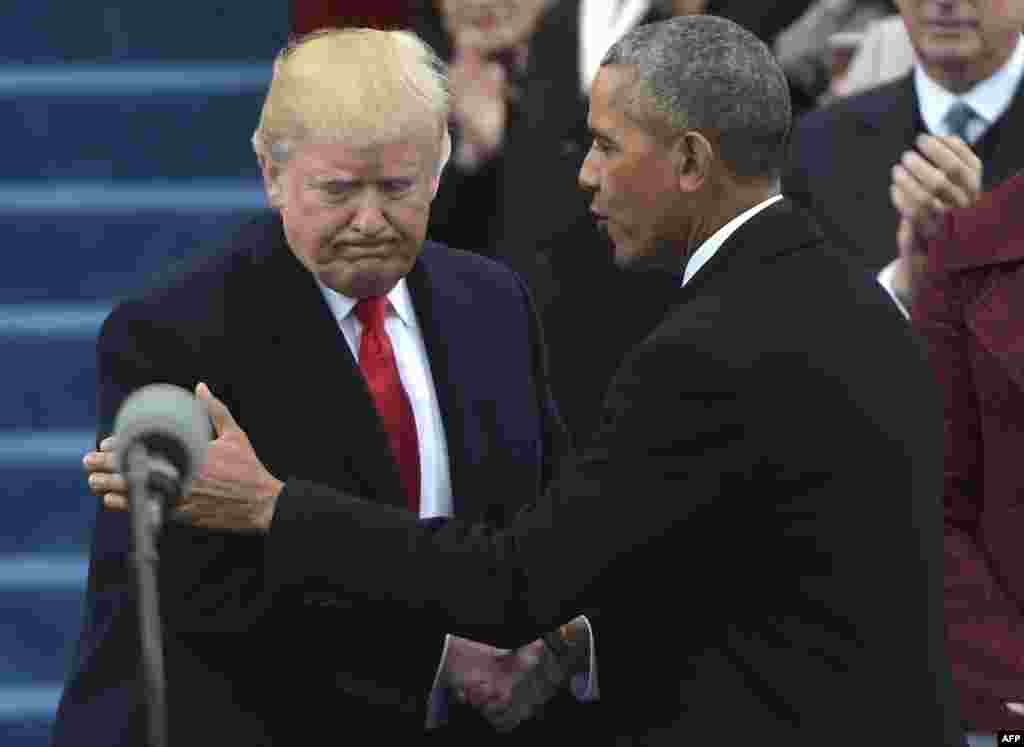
[853,74,920,142]
[248,226,409,509]
[986,79,1024,188]
[853,74,922,233]
[404,246,472,515]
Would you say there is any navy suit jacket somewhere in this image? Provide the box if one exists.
[785,73,1024,275]
[51,214,568,745]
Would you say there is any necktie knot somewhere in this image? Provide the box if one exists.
[355,296,388,331]
[943,100,979,142]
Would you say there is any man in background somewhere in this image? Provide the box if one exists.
[786,0,1024,304]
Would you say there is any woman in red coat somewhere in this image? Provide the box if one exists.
[913,169,1024,734]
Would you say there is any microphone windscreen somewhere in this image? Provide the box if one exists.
[113,383,212,487]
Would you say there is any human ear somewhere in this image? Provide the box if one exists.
[431,128,453,199]
[258,153,284,208]
[674,130,714,193]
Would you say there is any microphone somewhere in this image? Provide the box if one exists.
[113,383,212,520]
[111,383,211,747]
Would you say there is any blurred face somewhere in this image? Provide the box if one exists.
[439,0,549,51]
[578,66,688,271]
[262,137,439,298]
[895,0,1024,89]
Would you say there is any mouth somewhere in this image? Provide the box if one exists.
[315,244,396,266]
[922,18,977,32]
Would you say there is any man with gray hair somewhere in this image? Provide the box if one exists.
[56,27,592,746]
[86,16,963,745]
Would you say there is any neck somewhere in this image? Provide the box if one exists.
[922,60,997,94]
[919,38,1018,94]
[686,181,779,254]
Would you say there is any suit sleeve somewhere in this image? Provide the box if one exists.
[914,257,1024,703]
[94,301,276,632]
[265,328,743,691]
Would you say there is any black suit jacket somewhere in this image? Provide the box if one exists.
[785,73,1024,274]
[51,214,569,746]
[256,200,964,745]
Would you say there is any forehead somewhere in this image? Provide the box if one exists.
[587,66,639,132]
[286,138,432,177]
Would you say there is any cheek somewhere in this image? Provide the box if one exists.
[281,201,347,258]
[391,198,432,242]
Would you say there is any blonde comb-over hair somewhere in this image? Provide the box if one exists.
[253,28,450,165]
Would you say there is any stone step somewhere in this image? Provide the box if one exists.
[0,443,97,555]
[0,560,88,685]
[0,312,103,430]
[0,712,55,744]
[0,195,267,303]
[2,67,269,180]
[3,3,287,64]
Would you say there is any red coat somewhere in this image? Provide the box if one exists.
[915,171,1024,731]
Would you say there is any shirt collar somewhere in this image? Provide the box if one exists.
[915,33,1024,134]
[681,194,784,287]
[317,276,417,328]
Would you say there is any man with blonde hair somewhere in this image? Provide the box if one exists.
[54,28,587,745]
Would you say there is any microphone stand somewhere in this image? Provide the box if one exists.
[125,443,179,747]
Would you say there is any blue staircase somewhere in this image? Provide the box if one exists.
[1,3,288,742]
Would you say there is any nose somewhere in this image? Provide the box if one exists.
[349,190,389,236]
[578,144,599,195]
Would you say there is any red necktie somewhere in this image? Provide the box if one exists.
[355,296,421,513]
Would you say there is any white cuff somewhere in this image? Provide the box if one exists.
[877,260,910,320]
[569,615,600,702]
[425,634,452,730]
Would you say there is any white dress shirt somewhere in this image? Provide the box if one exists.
[318,278,453,519]
[878,34,1024,318]
[680,194,785,287]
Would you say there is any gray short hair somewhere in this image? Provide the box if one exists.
[601,15,791,179]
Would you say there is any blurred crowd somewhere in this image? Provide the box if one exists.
[397,1,1024,742]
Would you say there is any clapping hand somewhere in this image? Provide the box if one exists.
[448,42,509,169]
[889,134,982,306]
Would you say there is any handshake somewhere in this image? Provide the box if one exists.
[441,624,590,732]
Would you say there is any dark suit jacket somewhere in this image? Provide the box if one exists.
[914,171,1024,731]
[257,201,964,745]
[50,214,569,746]
[785,73,1024,275]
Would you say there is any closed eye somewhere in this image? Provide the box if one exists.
[319,180,355,197]
[381,179,415,194]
